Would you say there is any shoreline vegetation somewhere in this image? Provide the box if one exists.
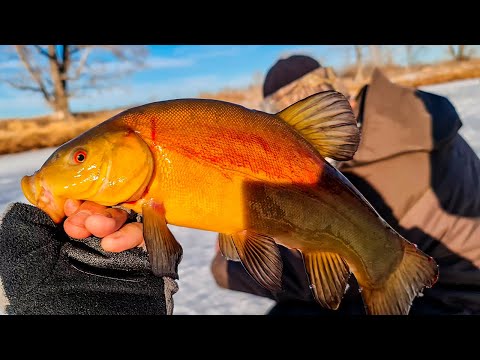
[1,59,480,156]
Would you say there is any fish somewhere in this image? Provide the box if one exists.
[21,90,439,314]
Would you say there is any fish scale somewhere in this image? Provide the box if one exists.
[118,100,322,185]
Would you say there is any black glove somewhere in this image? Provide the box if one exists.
[0,202,178,315]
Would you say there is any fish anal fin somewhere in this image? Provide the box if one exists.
[302,251,350,310]
[142,201,183,279]
[231,231,283,293]
[277,90,360,161]
[361,242,439,315]
[218,233,241,261]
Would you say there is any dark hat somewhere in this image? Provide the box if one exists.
[263,55,321,98]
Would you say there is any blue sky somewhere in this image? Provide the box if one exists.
[0,45,452,118]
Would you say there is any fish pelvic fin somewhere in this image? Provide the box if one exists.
[231,231,283,293]
[361,241,439,315]
[302,251,351,310]
[276,90,360,161]
[218,233,241,261]
[142,201,183,279]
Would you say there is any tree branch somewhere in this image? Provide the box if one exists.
[66,46,92,81]
[33,45,54,60]
[448,45,457,58]
[62,45,69,70]
[61,45,70,93]
[48,45,70,116]
[95,45,147,65]
[69,45,81,55]
[4,79,43,92]
[14,45,53,103]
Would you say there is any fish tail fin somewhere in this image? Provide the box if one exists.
[361,242,439,315]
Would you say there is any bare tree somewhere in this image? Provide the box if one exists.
[383,46,394,66]
[3,45,148,120]
[369,45,383,67]
[354,45,364,82]
[447,45,474,61]
[405,45,415,67]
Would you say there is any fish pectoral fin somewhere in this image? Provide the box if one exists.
[277,90,360,161]
[218,233,241,261]
[302,251,351,310]
[142,201,183,279]
[231,231,283,293]
[360,242,439,315]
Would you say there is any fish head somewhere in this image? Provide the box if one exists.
[21,126,154,223]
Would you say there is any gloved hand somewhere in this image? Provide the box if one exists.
[0,202,178,315]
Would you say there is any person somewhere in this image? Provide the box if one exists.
[210,55,480,315]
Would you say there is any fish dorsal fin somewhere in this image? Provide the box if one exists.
[277,90,360,161]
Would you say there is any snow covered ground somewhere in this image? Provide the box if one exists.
[0,78,479,315]
[421,78,480,155]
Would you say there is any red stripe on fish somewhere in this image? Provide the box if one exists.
[151,117,156,143]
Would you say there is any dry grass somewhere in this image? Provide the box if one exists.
[342,59,480,95]
[199,83,263,109]
[1,60,480,156]
[198,60,480,110]
[0,109,124,155]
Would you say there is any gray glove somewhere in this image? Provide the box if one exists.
[0,202,178,315]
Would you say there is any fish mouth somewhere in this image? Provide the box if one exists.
[21,174,66,224]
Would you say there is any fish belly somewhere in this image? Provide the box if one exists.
[144,150,247,234]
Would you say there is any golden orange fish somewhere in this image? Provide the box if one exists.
[21,91,438,314]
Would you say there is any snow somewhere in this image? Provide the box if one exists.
[0,78,479,315]
[0,148,55,212]
[421,78,480,154]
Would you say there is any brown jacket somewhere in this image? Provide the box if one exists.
[211,70,480,314]
[338,70,480,313]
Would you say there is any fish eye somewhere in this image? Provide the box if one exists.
[73,150,87,164]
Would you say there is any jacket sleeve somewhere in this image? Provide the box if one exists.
[397,134,480,314]
[0,202,178,315]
